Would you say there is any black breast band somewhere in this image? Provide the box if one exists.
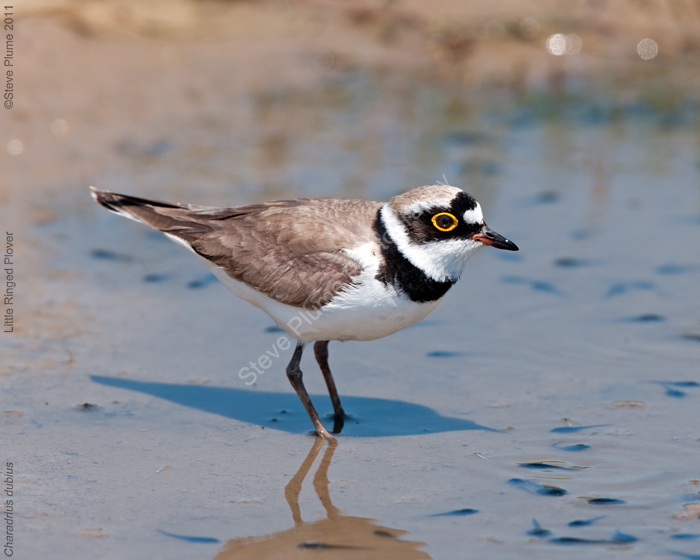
[372,210,454,303]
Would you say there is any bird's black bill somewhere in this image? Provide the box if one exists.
[474,226,519,251]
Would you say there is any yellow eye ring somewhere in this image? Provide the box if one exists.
[431,212,458,232]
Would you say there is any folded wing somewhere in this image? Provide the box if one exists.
[90,187,381,309]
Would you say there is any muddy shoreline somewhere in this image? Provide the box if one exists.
[2,3,700,559]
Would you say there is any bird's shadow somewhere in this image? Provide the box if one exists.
[90,376,498,437]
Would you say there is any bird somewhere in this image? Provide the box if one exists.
[90,184,518,441]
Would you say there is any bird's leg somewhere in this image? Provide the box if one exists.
[284,437,325,526]
[314,340,346,434]
[286,341,336,442]
[313,438,339,520]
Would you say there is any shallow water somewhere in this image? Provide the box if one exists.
[3,65,700,559]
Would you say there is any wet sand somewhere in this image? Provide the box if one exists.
[2,5,700,559]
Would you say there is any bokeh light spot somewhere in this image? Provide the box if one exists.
[546,34,566,56]
[546,34,582,56]
[637,38,658,60]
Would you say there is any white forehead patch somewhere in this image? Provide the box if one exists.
[403,197,455,217]
[463,203,483,225]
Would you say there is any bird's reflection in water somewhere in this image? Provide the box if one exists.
[213,439,432,559]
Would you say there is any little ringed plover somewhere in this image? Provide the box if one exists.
[90,184,518,441]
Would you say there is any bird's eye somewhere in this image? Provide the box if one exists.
[431,212,458,232]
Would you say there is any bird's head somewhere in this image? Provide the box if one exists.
[379,184,518,283]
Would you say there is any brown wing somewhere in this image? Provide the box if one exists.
[90,187,382,309]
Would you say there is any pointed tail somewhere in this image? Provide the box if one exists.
[89,187,215,242]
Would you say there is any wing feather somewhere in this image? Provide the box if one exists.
[91,187,381,309]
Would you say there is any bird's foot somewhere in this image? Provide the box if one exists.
[329,408,348,434]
